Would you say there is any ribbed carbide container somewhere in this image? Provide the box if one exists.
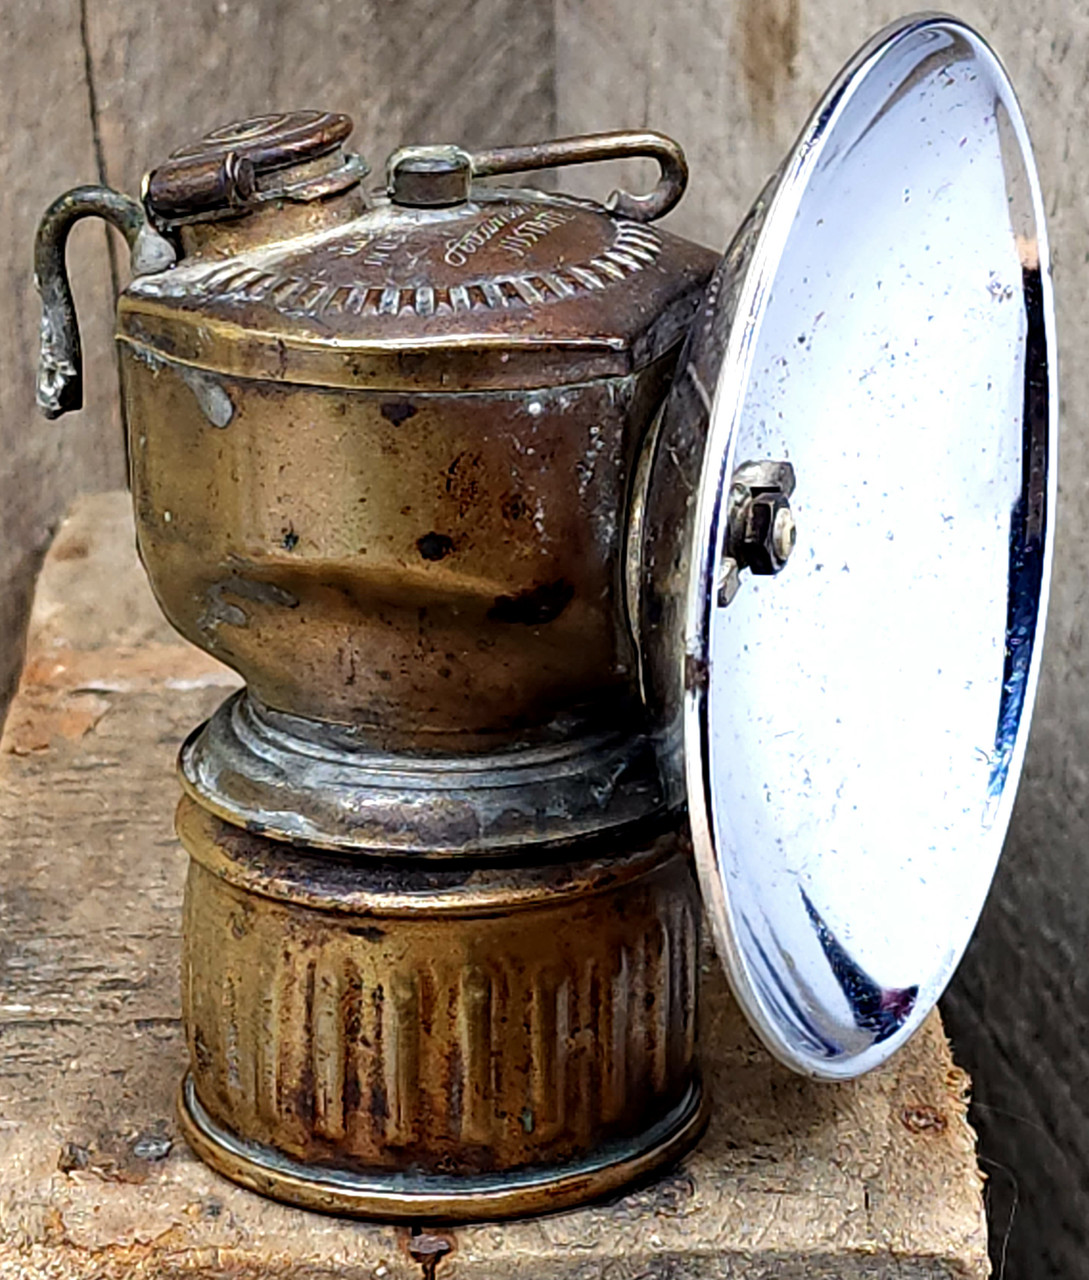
[176,797,705,1218]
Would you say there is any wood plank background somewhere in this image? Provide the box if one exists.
[2,3,1087,1276]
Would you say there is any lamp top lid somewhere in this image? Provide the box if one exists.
[122,125,717,392]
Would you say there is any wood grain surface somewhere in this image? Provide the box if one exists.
[0,0,125,714]
[0,492,988,1277]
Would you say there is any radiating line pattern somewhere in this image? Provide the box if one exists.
[144,224,664,321]
[182,855,699,1173]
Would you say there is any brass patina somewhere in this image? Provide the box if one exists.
[177,797,704,1220]
[35,110,716,1218]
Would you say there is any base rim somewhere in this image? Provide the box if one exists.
[178,689,668,857]
[178,1073,708,1222]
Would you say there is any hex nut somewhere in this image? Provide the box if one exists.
[772,504,797,565]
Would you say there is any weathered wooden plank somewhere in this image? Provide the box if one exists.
[84,0,555,208]
[0,0,125,715]
[0,491,988,1278]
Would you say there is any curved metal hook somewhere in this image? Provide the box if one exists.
[34,185,176,419]
[468,130,689,223]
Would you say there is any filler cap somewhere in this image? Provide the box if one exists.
[145,111,365,223]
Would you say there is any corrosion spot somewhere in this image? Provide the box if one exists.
[488,579,574,625]
[223,577,299,608]
[445,450,482,517]
[381,400,417,425]
[179,365,234,427]
[417,531,455,561]
[193,1029,213,1073]
[347,924,386,942]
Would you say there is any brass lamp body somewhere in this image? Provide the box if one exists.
[35,112,717,1217]
[124,351,674,747]
[177,798,702,1219]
